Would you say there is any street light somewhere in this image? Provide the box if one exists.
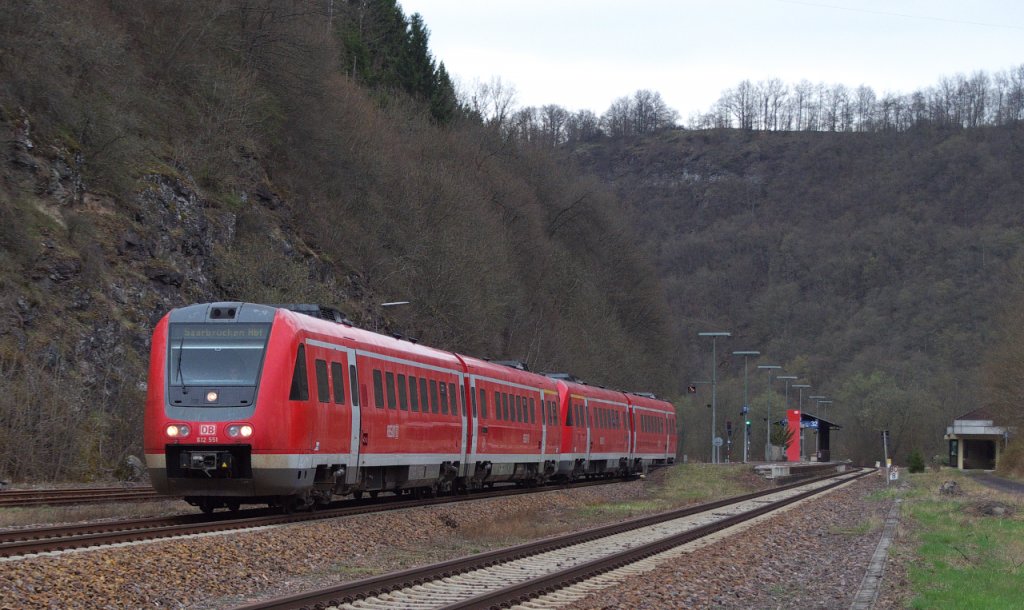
[817,399,833,421]
[793,384,811,461]
[777,375,798,411]
[376,301,411,331]
[733,350,760,463]
[699,331,731,464]
[808,395,828,460]
[758,364,782,461]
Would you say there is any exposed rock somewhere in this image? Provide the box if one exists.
[144,264,184,287]
[975,501,1014,518]
[939,480,963,496]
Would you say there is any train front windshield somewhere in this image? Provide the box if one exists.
[168,323,271,387]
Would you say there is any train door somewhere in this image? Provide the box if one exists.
[538,389,547,463]
[306,341,359,464]
[458,373,469,474]
[348,357,362,479]
[584,400,592,467]
[310,354,330,453]
[468,380,478,460]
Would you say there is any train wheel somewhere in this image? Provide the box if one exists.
[352,490,363,500]
[198,498,217,514]
[226,500,241,513]
[369,490,379,499]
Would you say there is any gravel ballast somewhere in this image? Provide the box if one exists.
[0,471,902,609]
[565,473,901,609]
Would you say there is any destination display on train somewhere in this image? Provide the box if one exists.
[170,323,270,341]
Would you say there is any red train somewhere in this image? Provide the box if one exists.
[143,303,677,512]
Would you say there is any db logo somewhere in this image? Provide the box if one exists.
[200,424,217,436]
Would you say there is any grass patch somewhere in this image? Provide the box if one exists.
[898,470,1024,609]
[571,463,770,521]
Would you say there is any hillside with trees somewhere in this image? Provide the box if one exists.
[1,1,1021,478]
[570,125,1024,464]
[0,0,673,480]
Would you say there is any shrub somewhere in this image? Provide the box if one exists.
[908,449,925,473]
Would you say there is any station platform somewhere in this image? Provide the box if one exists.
[754,461,851,484]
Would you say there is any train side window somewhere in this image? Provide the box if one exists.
[330,362,346,404]
[515,396,522,422]
[409,376,419,412]
[397,374,408,410]
[385,372,397,409]
[450,383,460,416]
[529,398,536,424]
[420,378,429,415]
[479,389,488,419]
[349,365,359,406]
[440,382,449,414]
[372,370,384,408]
[314,359,330,403]
[430,380,439,413]
[288,345,309,401]
[502,393,510,421]
[493,391,500,420]
[565,404,573,426]
[471,387,477,417]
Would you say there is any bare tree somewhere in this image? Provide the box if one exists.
[540,104,570,146]
[466,76,517,132]
[566,109,601,143]
[601,96,633,138]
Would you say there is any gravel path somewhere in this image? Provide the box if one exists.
[0,471,903,609]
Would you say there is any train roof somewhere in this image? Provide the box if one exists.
[459,355,559,389]
[168,302,462,370]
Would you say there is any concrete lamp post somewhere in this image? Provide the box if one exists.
[757,364,782,461]
[699,331,731,464]
[733,350,760,463]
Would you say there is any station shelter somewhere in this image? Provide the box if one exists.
[944,407,1008,470]
[786,410,840,462]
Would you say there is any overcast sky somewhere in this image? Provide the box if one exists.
[398,0,1024,122]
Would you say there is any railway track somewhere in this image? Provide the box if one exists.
[0,486,163,508]
[230,468,870,610]
[0,478,620,559]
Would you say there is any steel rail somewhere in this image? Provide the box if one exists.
[0,477,625,558]
[0,487,162,508]
[449,469,872,609]
[230,468,869,610]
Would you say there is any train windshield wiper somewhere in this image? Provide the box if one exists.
[176,334,188,393]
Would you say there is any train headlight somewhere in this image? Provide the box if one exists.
[167,424,190,438]
[227,424,254,438]
[205,390,219,403]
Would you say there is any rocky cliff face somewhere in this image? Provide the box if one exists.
[0,110,344,479]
